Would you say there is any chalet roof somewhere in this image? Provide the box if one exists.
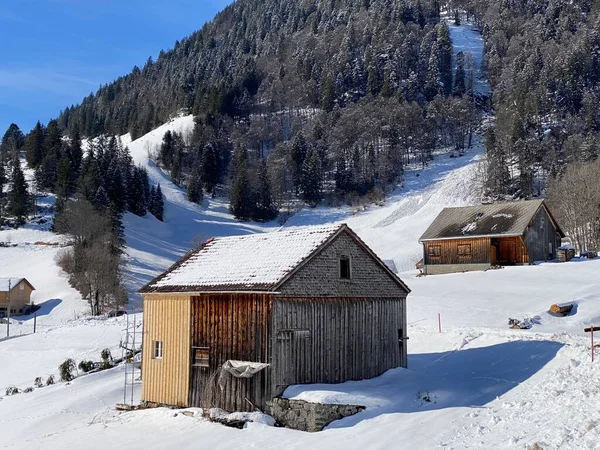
[0,278,34,292]
[419,199,564,242]
[140,224,410,294]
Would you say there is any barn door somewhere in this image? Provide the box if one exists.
[499,239,516,264]
[276,329,311,389]
[490,245,498,266]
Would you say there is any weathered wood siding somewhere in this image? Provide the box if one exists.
[189,293,273,412]
[141,294,191,407]
[278,232,405,297]
[271,297,406,396]
[423,237,491,265]
[524,206,562,262]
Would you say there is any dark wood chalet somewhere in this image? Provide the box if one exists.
[139,224,410,412]
[419,199,565,275]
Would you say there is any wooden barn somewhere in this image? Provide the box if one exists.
[139,224,410,412]
[419,199,565,275]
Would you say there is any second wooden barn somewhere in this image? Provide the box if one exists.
[139,224,410,412]
[419,199,565,275]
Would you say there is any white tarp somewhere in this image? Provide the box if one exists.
[218,360,270,390]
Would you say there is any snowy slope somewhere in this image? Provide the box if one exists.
[119,115,278,307]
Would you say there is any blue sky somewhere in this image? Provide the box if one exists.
[0,0,234,135]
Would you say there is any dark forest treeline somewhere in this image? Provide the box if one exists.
[452,0,600,199]
[45,0,481,220]
[57,0,449,139]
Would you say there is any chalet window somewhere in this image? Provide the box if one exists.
[340,256,351,279]
[428,245,441,257]
[458,244,472,257]
[193,347,210,367]
[152,341,163,360]
[19,283,24,291]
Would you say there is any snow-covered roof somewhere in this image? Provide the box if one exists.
[0,278,29,292]
[142,224,347,292]
[420,200,564,241]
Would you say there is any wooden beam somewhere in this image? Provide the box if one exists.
[584,326,600,333]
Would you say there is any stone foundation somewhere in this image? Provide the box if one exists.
[424,263,490,275]
[267,398,365,432]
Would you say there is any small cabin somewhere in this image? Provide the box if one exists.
[0,278,35,317]
[419,200,565,275]
[139,224,410,412]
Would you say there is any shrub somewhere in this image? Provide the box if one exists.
[34,377,44,388]
[5,386,20,396]
[101,348,113,369]
[46,374,55,386]
[23,387,34,393]
[78,360,95,373]
[59,358,76,382]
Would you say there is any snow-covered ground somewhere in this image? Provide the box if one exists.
[3,19,600,450]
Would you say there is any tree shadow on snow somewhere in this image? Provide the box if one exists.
[326,339,563,429]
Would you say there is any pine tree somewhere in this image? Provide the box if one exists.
[25,122,45,168]
[7,158,29,225]
[301,148,322,207]
[148,185,157,215]
[160,130,174,168]
[437,22,453,96]
[253,160,277,221]
[200,143,218,194]
[127,166,148,216]
[291,133,307,192]
[425,43,443,101]
[453,51,466,97]
[154,184,164,221]
[187,165,204,204]
[0,124,25,157]
[230,156,253,220]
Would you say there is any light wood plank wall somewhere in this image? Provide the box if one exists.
[141,294,191,407]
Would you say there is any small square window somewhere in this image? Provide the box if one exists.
[428,245,441,257]
[458,244,472,257]
[193,347,210,367]
[152,341,163,360]
[340,256,351,279]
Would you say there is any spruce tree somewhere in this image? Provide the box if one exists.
[128,167,148,216]
[148,185,157,216]
[425,43,443,101]
[200,143,218,194]
[160,130,174,168]
[231,156,253,220]
[1,124,25,157]
[25,122,45,168]
[301,148,322,207]
[187,165,204,205]
[154,184,164,221]
[291,133,307,192]
[254,160,277,221]
[7,158,29,225]
[453,51,466,97]
[437,22,453,96]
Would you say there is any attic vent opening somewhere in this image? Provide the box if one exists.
[475,212,484,219]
